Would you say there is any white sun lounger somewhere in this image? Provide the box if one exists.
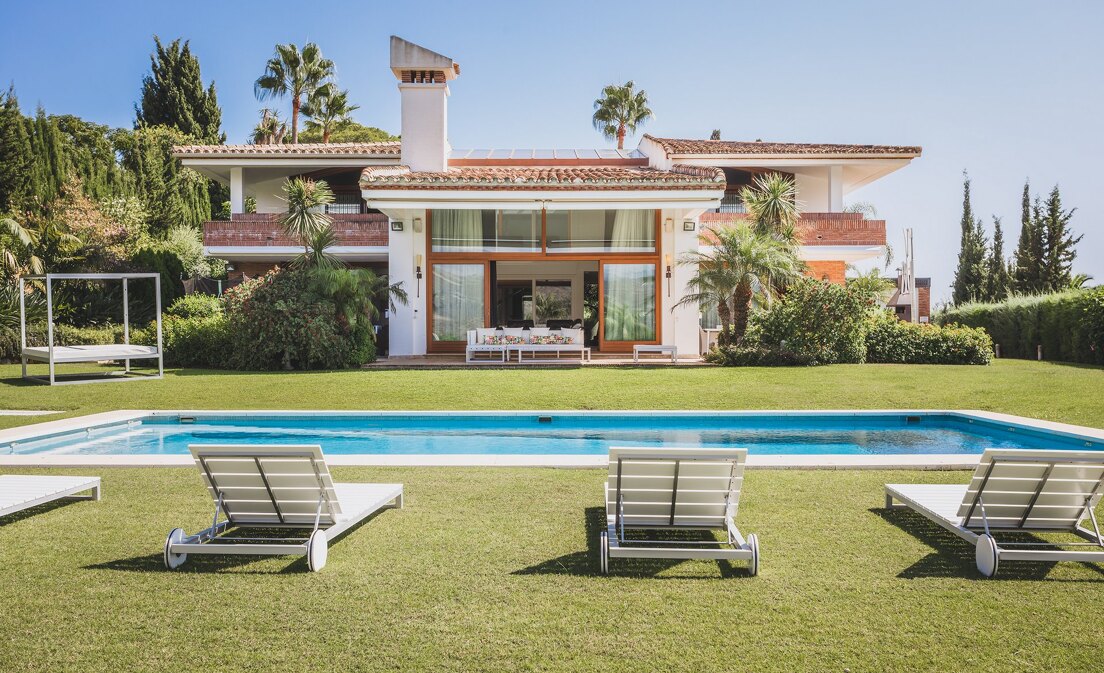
[163,445,403,572]
[886,448,1104,577]
[599,446,759,575]
[0,475,101,518]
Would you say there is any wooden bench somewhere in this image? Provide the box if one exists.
[633,344,677,363]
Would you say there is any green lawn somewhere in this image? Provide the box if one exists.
[1,359,1103,671]
[1,466,1102,672]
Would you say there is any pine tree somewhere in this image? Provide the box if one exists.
[1038,185,1081,291]
[984,216,1011,301]
[135,36,224,143]
[0,86,33,213]
[952,172,988,305]
[1012,180,1044,293]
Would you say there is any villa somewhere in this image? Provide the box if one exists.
[173,37,921,358]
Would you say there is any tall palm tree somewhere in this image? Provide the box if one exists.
[302,85,359,143]
[254,43,335,144]
[690,224,803,344]
[592,81,653,150]
[280,177,336,269]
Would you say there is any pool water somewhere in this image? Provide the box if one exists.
[11,412,1101,456]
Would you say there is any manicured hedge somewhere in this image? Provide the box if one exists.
[866,313,992,365]
[937,288,1104,364]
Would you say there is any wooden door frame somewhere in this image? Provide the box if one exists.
[597,258,662,353]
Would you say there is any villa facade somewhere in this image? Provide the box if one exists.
[173,37,921,358]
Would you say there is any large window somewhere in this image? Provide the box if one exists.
[432,264,485,341]
[547,209,655,253]
[431,210,539,252]
[603,263,656,342]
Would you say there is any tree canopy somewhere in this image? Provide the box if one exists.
[136,36,223,143]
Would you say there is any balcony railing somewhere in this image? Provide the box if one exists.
[699,211,886,247]
[203,213,390,248]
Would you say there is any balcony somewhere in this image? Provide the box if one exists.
[698,211,886,247]
[203,213,390,248]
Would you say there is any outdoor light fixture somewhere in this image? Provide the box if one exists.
[683,221,696,232]
[412,217,423,233]
[664,217,674,233]
[664,254,673,297]
[391,221,404,232]
[415,254,423,298]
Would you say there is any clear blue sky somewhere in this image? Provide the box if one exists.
[3,0,1101,302]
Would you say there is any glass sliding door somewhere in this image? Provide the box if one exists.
[601,262,656,346]
[431,263,485,342]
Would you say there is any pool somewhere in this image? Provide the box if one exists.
[7,411,1102,457]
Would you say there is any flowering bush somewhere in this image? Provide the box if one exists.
[749,277,872,365]
[866,312,992,365]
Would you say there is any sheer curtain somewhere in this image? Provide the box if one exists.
[432,264,485,341]
[609,210,653,251]
[603,263,656,341]
[433,210,484,251]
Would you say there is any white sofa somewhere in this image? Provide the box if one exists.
[465,327,590,363]
[465,328,508,363]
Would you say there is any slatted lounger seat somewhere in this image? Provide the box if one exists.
[599,446,759,575]
[886,448,1104,577]
[0,475,101,518]
[163,445,403,572]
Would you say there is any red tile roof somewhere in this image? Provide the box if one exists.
[359,164,725,191]
[172,141,401,158]
[644,135,922,158]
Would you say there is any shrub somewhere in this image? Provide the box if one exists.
[938,288,1104,364]
[161,313,230,368]
[167,293,223,320]
[705,344,813,367]
[750,277,872,365]
[866,312,992,365]
[222,268,376,370]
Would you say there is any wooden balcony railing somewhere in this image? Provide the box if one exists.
[203,213,390,247]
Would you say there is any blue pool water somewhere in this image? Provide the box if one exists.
[11,412,1101,456]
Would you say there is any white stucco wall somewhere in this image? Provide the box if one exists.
[381,210,427,356]
[399,83,450,173]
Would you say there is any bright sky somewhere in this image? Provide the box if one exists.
[3,0,1101,303]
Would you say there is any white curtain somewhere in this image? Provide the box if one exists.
[609,210,653,251]
[433,210,484,251]
[603,263,656,341]
[432,264,485,341]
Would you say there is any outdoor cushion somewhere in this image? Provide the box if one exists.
[477,327,499,344]
[484,335,506,345]
[561,328,583,344]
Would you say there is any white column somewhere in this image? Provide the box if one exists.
[385,211,427,356]
[828,164,844,212]
[670,214,702,357]
[230,167,245,214]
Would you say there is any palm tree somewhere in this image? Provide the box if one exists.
[739,172,801,240]
[592,81,653,150]
[250,108,287,145]
[710,223,808,344]
[847,267,897,307]
[674,253,737,349]
[280,177,337,269]
[254,43,335,144]
[1,217,43,280]
[302,85,359,143]
[311,267,409,341]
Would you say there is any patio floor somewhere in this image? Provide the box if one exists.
[366,353,712,368]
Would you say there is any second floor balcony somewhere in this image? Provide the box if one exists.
[203,212,390,248]
[698,211,886,247]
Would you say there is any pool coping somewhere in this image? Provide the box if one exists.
[1,409,1102,470]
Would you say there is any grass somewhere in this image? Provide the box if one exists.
[1,466,1102,672]
[1,359,1103,670]
[0,358,1102,429]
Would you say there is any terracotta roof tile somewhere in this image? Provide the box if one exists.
[172,141,401,158]
[359,165,725,191]
[644,134,921,157]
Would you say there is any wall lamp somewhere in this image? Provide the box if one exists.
[415,254,423,298]
[683,221,696,232]
[663,217,674,233]
[664,254,673,297]
[391,221,404,232]
[413,217,424,233]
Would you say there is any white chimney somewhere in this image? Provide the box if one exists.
[390,36,459,173]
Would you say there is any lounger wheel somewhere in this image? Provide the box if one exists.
[747,533,760,576]
[307,530,329,572]
[163,528,187,570]
[599,530,609,574]
[975,534,999,577]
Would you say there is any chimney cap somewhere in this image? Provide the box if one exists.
[390,36,460,82]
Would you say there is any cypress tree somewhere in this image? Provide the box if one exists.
[0,86,33,213]
[951,172,988,305]
[1012,180,1044,293]
[984,216,1011,301]
[1038,185,1080,291]
[135,36,224,143]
